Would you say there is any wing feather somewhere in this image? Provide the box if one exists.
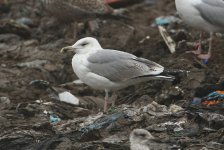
[195,0,224,29]
[87,50,164,82]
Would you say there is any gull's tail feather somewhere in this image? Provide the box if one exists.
[145,69,189,82]
[154,75,175,81]
[131,74,175,81]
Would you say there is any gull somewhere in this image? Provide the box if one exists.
[40,0,130,35]
[130,129,178,150]
[61,37,180,112]
[175,0,224,61]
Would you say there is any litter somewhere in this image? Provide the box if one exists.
[50,115,61,123]
[59,91,79,105]
[158,25,176,53]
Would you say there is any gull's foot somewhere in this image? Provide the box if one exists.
[186,43,202,55]
[186,50,201,55]
[88,20,99,33]
[104,99,108,113]
[197,53,211,64]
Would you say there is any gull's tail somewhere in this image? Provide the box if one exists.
[96,13,132,21]
[131,74,175,81]
[143,69,189,82]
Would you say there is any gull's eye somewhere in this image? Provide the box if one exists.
[81,42,88,46]
[138,133,146,137]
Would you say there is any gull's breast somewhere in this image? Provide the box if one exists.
[72,54,123,90]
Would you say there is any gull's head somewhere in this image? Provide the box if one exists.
[60,37,102,54]
[130,129,154,144]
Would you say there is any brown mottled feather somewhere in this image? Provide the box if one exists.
[41,0,116,23]
[69,0,113,13]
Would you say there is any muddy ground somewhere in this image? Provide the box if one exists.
[0,0,224,150]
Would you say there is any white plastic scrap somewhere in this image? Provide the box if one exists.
[158,25,176,53]
[161,121,186,132]
[58,91,79,105]
[169,104,184,113]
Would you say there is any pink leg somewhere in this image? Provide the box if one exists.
[104,90,109,112]
[111,92,118,107]
[197,32,213,60]
[88,20,99,33]
[186,32,203,54]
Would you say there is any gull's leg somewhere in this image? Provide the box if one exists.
[186,32,203,54]
[104,89,109,112]
[88,20,99,33]
[72,22,78,39]
[111,91,118,107]
[197,32,213,60]
[192,32,203,55]
[65,22,77,39]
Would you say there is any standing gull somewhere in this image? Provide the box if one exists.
[175,0,224,61]
[40,0,129,34]
[61,37,178,112]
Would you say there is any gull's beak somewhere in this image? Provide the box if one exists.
[60,46,75,53]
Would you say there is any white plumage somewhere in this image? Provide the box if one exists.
[61,37,175,112]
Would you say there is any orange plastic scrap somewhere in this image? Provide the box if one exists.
[201,90,224,106]
[202,100,221,106]
[216,90,224,95]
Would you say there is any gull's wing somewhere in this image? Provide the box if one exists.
[42,0,129,23]
[195,0,224,28]
[42,0,97,22]
[87,50,164,82]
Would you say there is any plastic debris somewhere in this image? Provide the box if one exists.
[80,112,131,132]
[155,17,170,26]
[158,25,176,53]
[147,120,186,132]
[192,81,224,107]
[192,97,202,105]
[169,104,184,113]
[193,91,224,107]
[50,115,61,123]
[154,16,182,26]
[58,91,79,105]
[203,91,224,100]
